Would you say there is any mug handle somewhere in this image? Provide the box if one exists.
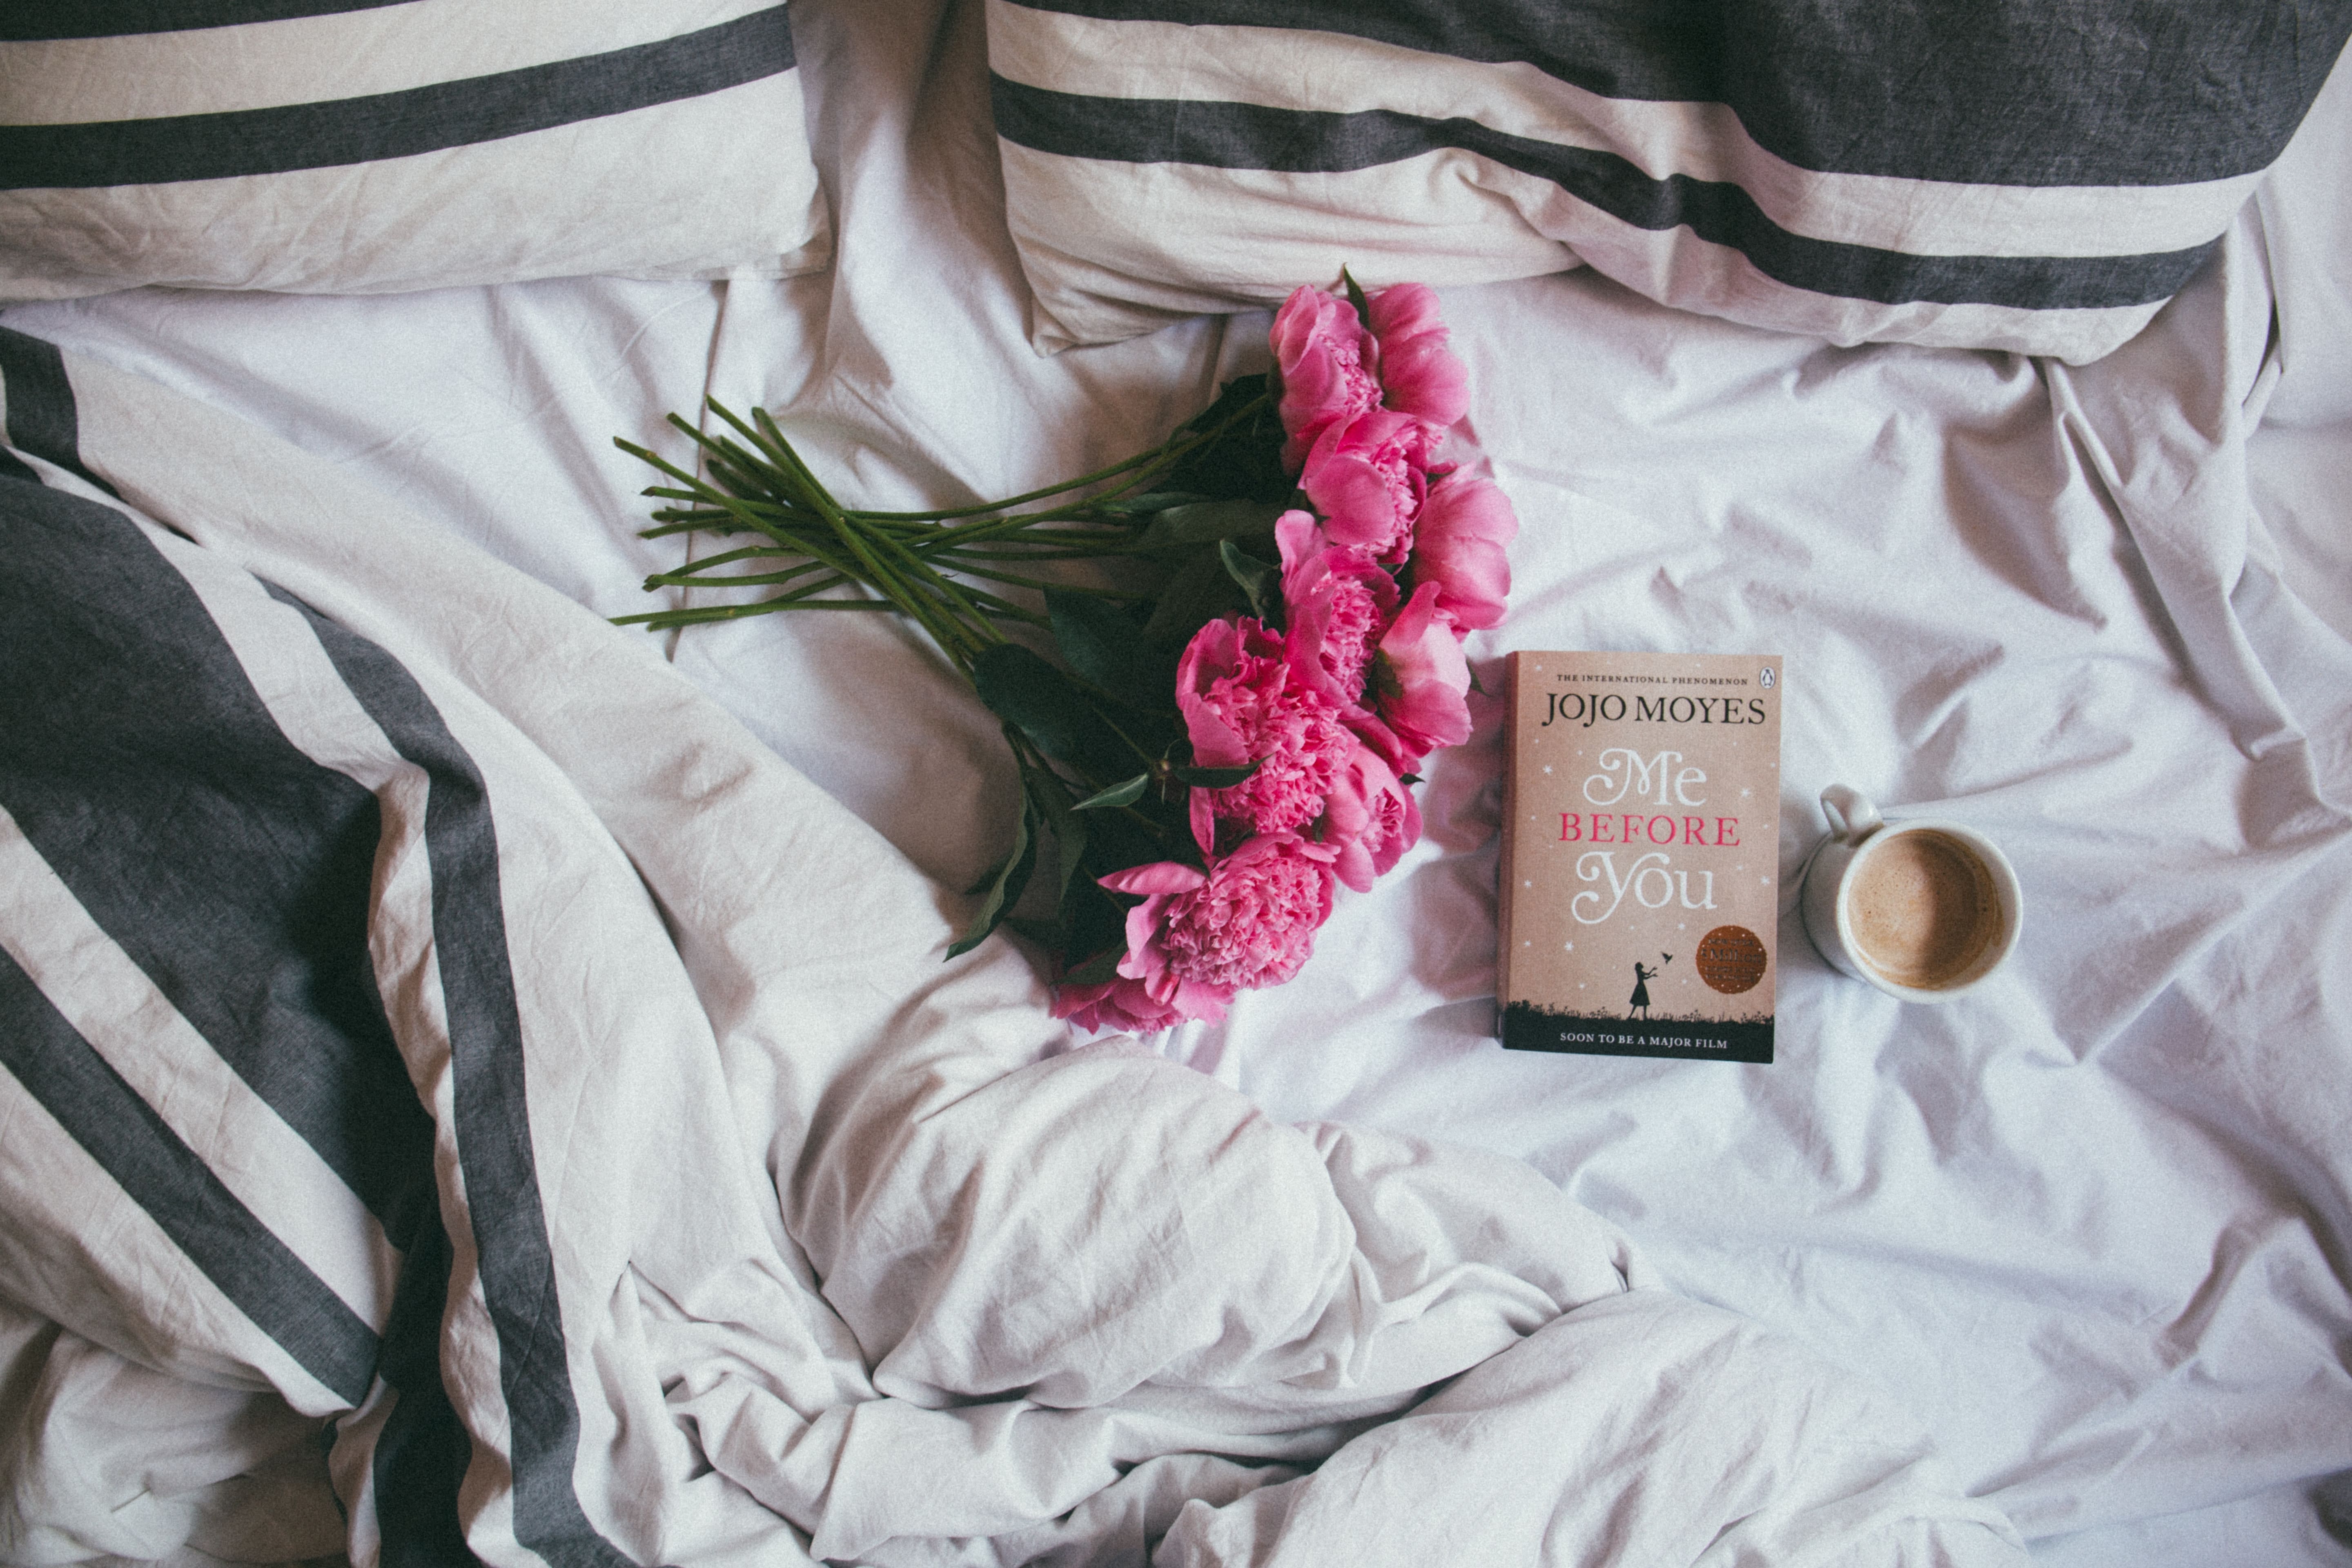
[1820,784,1883,844]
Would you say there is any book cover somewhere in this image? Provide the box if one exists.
[1497,650,1784,1063]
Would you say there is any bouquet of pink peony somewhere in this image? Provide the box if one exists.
[617,278,1515,1031]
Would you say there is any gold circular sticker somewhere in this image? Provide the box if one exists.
[1695,925,1768,994]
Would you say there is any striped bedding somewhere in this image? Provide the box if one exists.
[0,325,732,1559]
[0,329,2033,1564]
[0,0,826,300]
[986,0,2352,359]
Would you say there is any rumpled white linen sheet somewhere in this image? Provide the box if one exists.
[6,342,2022,1567]
[3,0,2346,1562]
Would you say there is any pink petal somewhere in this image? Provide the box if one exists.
[1409,472,1516,632]
[1100,861,1209,898]
[1272,286,1385,473]
[1374,583,1472,753]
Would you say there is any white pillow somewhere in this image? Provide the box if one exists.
[0,0,829,301]
[985,0,2349,362]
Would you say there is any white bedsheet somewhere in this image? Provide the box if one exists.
[2,339,2024,1568]
[4,0,2347,1562]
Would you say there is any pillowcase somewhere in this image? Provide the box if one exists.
[0,0,828,301]
[985,0,2351,361]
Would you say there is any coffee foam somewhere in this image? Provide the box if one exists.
[1847,829,2002,989]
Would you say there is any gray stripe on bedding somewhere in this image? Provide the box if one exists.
[0,947,381,1404]
[369,1218,477,1566]
[1,0,413,40]
[275,591,637,1568]
[0,6,795,189]
[0,475,436,1247]
[999,0,2352,186]
[988,77,2219,312]
[0,330,631,1564]
[0,329,119,496]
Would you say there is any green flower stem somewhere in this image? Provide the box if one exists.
[822,518,985,656]
[867,532,1013,653]
[646,544,839,580]
[945,566,1151,601]
[618,428,979,647]
[844,429,1192,522]
[816,505,995,667]
[617,384,1278,664]
[720,411,928,614]
[612,437,716,498]
[934,542,1160,561]
[740,405,1022,665]
[613,598,901,628]
[638,466,878,612]
[649,566,842,592]
[655,426,778,507]
[618,446,825,558]
[641,514,739,538]
[645,542,808,576]
[706,388,1265,526]
[643,488,799,521]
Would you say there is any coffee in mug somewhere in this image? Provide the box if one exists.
[1845,829,2005,989]
[1800,787,2021,1002]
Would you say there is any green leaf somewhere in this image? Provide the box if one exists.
[1140,549,1251,651]
[1340,266,1372,327]
[1022,761,1092,906]
[1058,943,1126,987]
[1065,877,1134,968]
[1165,375,1294,503]
[1077,781,1188,870]
[949,796,1037,958]
[980,765,1092,963]
[1179,372,1273,437]
[963,853,1007,898]
[997,760,1152,976]
[972,643,1146,780]
[1002,915,1061,947]
[1047,590,1172,711]
[1135,499,1291,553]
[1219,539,1281,621]
[1174,760,1262,788]
[1072,773,1150,810]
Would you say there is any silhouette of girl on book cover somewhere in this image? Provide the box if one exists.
[1630,961,1657,1019]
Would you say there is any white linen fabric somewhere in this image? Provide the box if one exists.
[2,0,2349,1563]
[984,0,2352,360]
[0,0,828,302]
[0,337,2026,1567]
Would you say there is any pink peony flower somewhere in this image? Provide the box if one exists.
[1271,285,1385,473]
[1178,615,1354,853]
[1366,283,1471,431]
[1152,834,1336,991]
[1086,836,1336,1028]
[1276,509,1399,710]
[1049,860,1232,1030]
[1322,742,1423,893]
[1049,971,1195,1035]
[1406,470,1517,632]
[1299,409,1433,566]
[1366,581,1472,761]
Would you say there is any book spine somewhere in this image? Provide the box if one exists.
[1493,652,1523,1029]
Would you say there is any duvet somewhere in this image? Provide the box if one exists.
[0,333,2027,1565]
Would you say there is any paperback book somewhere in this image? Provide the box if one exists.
[1498,650,1783,1062]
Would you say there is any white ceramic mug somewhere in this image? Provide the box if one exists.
[1799,785,2022,1002]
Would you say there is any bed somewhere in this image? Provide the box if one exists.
[3,0,2349,1564]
